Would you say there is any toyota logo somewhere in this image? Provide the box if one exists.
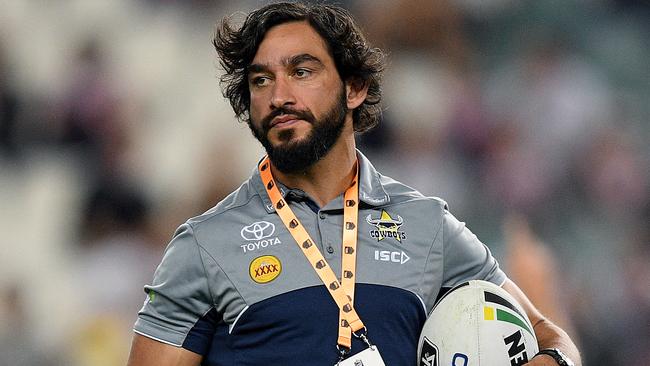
[241,221,276,241]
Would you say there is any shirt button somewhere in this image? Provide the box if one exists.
[326,246,334,254]
[319,212,326,219]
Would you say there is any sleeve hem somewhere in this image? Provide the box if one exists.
[496,274,509,287]
[134,317,186,347]
[133,329,182,347]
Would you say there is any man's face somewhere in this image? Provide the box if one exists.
[247,21,349,173]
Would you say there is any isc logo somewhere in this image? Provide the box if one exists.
[374,250,410,264]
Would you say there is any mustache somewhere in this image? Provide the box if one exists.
[261,107,315,130]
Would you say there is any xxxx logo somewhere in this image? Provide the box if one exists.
[255,264,279,277]
[249,255,282,284]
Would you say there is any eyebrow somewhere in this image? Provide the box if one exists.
[248,53,324,74]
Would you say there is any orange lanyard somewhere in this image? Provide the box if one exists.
[258,156,364,349]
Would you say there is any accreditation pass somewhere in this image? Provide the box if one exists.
[337,346,386,366]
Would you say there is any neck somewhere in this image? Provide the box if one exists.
[270,124,357,208]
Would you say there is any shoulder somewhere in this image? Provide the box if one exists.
[378,172,449,211]
[183,178,265,239]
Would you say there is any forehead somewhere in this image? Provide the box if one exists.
[251,21,332,66]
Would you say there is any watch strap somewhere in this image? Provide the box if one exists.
[535,348,574,366]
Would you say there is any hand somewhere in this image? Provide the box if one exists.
[525,354,559,365]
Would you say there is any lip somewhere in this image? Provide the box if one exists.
[270,115,303,128]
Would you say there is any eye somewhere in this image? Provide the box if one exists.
[294,68,312,78]
[251,76,270,87]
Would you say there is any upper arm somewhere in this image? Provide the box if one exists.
[441,209,506,287]
[135,223,217,350]
[126,334,202,366]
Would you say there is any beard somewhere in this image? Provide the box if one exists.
[248,86,348,174]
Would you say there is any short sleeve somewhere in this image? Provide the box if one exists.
[134,223,216,348]
[441,209,506,288]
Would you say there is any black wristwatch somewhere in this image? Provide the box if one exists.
[536,348,575,366]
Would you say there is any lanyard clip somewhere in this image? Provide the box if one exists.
[337,344,350,364]
[353,327,375,349]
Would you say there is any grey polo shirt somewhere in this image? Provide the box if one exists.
[134,150,506,365]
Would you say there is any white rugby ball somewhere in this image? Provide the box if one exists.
[418,280,538,366]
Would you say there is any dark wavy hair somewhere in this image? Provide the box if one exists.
[213,2,385,132]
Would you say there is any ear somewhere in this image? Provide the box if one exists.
[345,78,369,110]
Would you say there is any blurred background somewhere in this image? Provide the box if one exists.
[0,0,648,365]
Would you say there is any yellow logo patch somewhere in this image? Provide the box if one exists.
[249,255,282,284]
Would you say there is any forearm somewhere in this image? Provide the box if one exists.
[502,279,581,366]
[532,317,582,366]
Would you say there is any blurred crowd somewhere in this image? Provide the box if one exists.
[0,1,648,365]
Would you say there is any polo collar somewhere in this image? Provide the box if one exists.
[252,150,390,214]
[355,150,390,207]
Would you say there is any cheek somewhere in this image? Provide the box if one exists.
[300,84,333,113]
[249,94,267,120]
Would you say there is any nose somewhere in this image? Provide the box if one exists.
[270,76,296,109]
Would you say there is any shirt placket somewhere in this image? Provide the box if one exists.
[316,208,343,280]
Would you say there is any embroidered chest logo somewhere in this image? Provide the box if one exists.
[366,209,407,242]
[240,221,282,253]
[249,255,282,283]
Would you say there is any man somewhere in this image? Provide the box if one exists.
[127,2,581,365]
